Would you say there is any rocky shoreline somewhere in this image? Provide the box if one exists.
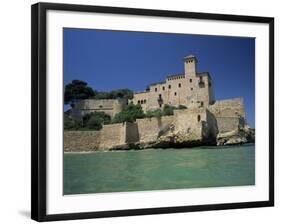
[104,127,255,151]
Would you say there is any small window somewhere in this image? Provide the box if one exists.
[159,94,162,98]
[137,100,140,104]
[141,100,143,104]
[99,105,103,108]
[144,99,146,104]
[200,102,204,107]
[168,85,171,89]
[174,92,177,96]
[155,88,157,92]
[191,88,193,91]
[178,83,181,88]
[162,86,165,91]
[197,115,201,122]
[190,79,192,83]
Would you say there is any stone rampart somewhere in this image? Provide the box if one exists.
[64,103,246,151]
[64,131,100,152]
[216,117,244,133]
[173,108,206,141]
[125,122,139,143]
[71,99,127,119]
[136,116,174,143]
[208,98,245,118]
[99,123,126,150]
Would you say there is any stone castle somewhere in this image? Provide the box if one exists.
[132,55,214,111]
[65,55,254,151]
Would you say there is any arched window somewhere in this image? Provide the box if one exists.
[162,86,165,91]
[168,85,171,89]
[174,92,177,96]
[140,100,143,104]
[155,88,157,92]
[197,115,201,122]
[137,100,140,104]
[178,83,181,88]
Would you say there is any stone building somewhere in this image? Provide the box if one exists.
[70,98,127,120]
[132,55,215,111]
[64,55,252,151]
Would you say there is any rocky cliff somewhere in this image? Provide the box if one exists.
[216,126,255,146]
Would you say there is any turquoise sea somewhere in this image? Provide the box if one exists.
[63,144,255,195]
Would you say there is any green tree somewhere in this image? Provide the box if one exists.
[110,89,133,100]
[64,114,82,130]
[92,88,134,100]
[64,80,95,106]
[91,91,111,100]
[112,102,145,123]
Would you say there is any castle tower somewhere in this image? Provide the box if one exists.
[184,55,197,77]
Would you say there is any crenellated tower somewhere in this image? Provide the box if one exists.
[184,55,198,77]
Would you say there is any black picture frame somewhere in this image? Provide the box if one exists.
[31,2,274,222]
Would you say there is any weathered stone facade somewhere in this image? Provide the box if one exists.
[64,131,100,152]
[132,55,215,112]
[70,98,127,119]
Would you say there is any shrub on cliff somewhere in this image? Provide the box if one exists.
[64,114,82,130]
[86,116,103,130]
[83,112,111,130]
[178,105,187,109]
[146,109,163,118]
[112,102,145,123]
[163,104,175,116]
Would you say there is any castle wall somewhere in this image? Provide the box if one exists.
[71,99,127,120]
[64,107,245,152]
[125,122,139,143]
[173,108,205,140]
[216,117,240,133]
[133,75,190,112]
[208,98,246,133]
[205,109,219,140]
[64,131,100,152]
[132,75,214,112]
[99,123,126,150]
[208,98,245,118]
[186,74,214,107]
[131,91,149,111]
[136,118,162,143]
[136,116,174,143]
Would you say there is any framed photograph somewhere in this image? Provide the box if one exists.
[31,2,274,222]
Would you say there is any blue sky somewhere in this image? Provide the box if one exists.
[64,28,255,128]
